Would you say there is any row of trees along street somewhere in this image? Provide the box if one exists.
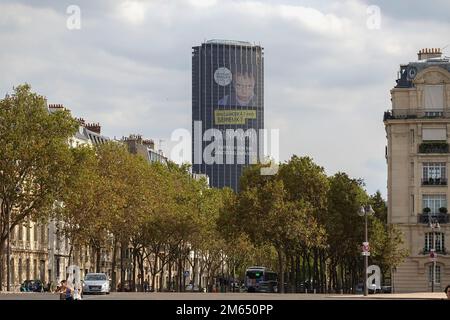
[0,85,408,293]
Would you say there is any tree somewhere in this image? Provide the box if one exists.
[0,84,78,290]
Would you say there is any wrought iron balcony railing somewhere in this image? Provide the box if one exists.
[422,178,448,186]
[422,248,447,255]
[384,108,448,121]
[419,142,449,154]
[418,213,449,224]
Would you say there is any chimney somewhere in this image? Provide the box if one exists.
[418,48,442,60]
[48,104,65,110]
[142,139,155,150]
[75,117,86,126]
[85,122,101,134]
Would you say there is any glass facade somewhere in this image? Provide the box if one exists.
[192,40,264,191]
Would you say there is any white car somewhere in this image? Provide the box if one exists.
[82,273,110,294]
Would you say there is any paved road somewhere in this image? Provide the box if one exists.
[0,292,447,300]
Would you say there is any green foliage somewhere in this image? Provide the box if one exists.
[0,84,78,248]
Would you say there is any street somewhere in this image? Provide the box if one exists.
[0,292,447,300]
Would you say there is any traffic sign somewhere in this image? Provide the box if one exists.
[362,242,370,252]
[430,249,437,261]
[361,251,371,256]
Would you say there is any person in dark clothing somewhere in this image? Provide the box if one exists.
[59,280,74,301]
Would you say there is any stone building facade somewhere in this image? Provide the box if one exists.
[384,48,450,292]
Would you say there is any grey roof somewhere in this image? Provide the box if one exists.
[83,127,110,145]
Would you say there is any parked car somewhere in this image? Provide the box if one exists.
[82,273,110,295]
[117,280,134,292]
[20,280,45,292]
[381,285,392,293]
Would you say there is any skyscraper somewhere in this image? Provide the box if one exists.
[192,40,264,191]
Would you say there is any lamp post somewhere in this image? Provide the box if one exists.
[358,204,375,297]
[429,215,440,293]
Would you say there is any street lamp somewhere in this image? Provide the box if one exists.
[358,204,375,297]
[429,215,440,293]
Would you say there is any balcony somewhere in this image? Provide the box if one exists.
[418,213,450,224]
[422,177,448,186]
[421,248,447,255]
[419,142,449,154]
[384,108,447,121]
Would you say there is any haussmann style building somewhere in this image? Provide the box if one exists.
[384,48,450,292]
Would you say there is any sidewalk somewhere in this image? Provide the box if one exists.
[331,292,447,300]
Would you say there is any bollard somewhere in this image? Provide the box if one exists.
[314,289,316,294]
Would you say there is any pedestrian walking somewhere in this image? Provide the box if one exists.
[444,285,450,300]
[58,280,74,301]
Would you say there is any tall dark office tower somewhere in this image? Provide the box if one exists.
[192,40,264,192]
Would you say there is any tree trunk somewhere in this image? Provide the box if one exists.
[0,243,4,292]
[277,249,284,294]
[151,256,157,292]
[68,241,74,267]
[191,251,197,292]
[140,254,144,292]
[179,257,183,292]
[96,246,101,273]
[159,266,164,292]
[132,248,136,292]
[295,255,300,293]
[111,239,117,292]
[168,260,172,291]
[120,242,125,290]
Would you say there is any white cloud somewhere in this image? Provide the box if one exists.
[117,1,147,25]
[1,0,449,196]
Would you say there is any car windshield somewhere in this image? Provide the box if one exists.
[85,274,107,281]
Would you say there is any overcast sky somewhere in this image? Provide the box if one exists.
[1,0,449,197]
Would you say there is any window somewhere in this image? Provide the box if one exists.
[18,259,23,284]
[33,224,38,243]
[423,163,446,184]
[18,224,23,242]
[425,232,445,252]
[41,225,46,245]
[424,85,444,110]
[26,220,30,242]
[428,264,441,285]
[34,259,38,279]
[10,259,14,285]
[26,259,30,280]
[423,195,447,214]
